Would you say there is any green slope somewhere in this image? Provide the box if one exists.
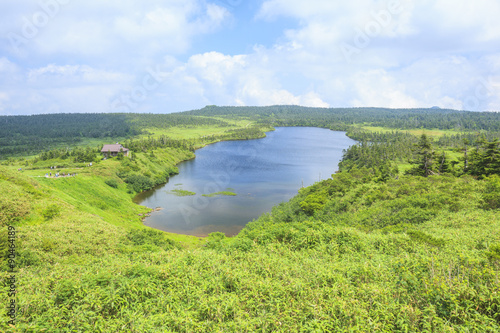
[1,163,500,331]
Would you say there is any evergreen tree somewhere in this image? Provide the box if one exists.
[406,134,436,177]
[469,139,500,177]
[462,138,469,174]
[438,152,452,174]
[482,140,500,176]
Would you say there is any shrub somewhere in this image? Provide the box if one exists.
[485,244,500,264]
[16,249,40,268]
[299,190,328,215]
[41,238,56,252]
[0,195,31,226]
[407,230,445,247]
[89,199,107,210]
[105,178,119,188]
[125,228,179,251]
[124,174,154,193]
[229,237,253,252]
[482,175,500,210]
[42,204,60,220]
[205,232,226,249]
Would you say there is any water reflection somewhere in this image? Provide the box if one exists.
[136,127,355,236]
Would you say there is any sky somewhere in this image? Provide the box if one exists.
[0,0,499,115]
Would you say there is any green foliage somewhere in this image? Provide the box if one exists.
[468,139,500,178]
[41,204,60,220]
[299,189,328,215]
[125,228,180,251]
[169,189,196,196]
[3,109,500,331]
[485,244,500,264]
[482,175,500,209]
[437,151,453,175]
[0,168,38,226]
[202,191,237,197]
[0,193,31,226]
[205,232,226,249]
[1,170,499,332]
[407,230,445,247]
[35,146,100,163]
[41,238,56,252]
[188,105,500,131]
[406,134,437,177]
[0,229,7,268]
[124,174,154,193]
[114,147,190,194]
[104,178,119,188]
[0,113,139,157]
[340,130,416,173]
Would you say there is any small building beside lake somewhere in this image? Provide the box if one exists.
[101,143,129,158]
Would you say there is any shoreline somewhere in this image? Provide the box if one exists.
[136,126,354,238]
[134,128,274,238]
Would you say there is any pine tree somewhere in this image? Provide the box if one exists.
[480,140,500,176]
[406,134,436,177]
[462,138,469,174]
[438,152,452,174]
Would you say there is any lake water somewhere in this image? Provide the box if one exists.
[135,127,356,236]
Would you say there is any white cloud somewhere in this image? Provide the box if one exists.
[0,0,499,114]
[252,0,500,110]
[1,0,229,66]
[0,91,9,112]
[0,57,18,73]
[348,69,418,108]
[27,64,129,85]
[132,51,330,112]
[0,59,132,115]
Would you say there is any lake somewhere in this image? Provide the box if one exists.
[135,127,356,236]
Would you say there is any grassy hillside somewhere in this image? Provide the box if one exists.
[2,162,500,331]
[1,109,500,331]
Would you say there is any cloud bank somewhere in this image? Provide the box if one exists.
[0,0,499,115]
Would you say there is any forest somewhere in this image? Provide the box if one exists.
[2,106,500,158]
[1,106,500,331]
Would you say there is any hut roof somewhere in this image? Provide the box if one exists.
[101,144,129,153]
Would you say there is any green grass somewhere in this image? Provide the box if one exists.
[202,191,237,197]
[0,153,204,248]
[2,119,500,331]
[361,126,462,138]
[2,167,499,331]
[168,189,196,196]
[142,118,256,140]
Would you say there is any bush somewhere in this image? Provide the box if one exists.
[229,237,253,252]
[105,178,119,188]
[407,230,445,247]
[482,175,500,210]
[125,228,179,251]
[42,204,60,220]
[124,174,154,193]
[299,190,328,215]
[41,238,56,252]
[0,195,31,226]
[16,249,40,268]
[485,244,500,264]
[205,232,226,249]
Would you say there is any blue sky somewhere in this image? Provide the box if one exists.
[0,0,499,115]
